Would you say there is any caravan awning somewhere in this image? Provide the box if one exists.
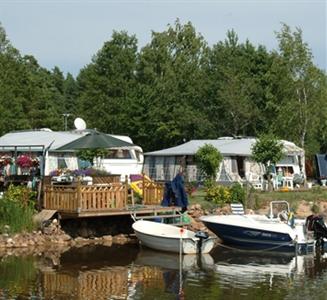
[145,138,305,157]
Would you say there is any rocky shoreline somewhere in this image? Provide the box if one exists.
[0,204,209,255]
[0,218,138,254]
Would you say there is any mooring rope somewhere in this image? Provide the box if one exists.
[214,240,300,253]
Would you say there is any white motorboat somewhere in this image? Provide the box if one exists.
[200,201,327,254]
[132,220,216,254]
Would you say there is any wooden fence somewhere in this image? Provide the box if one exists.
[43,180,165,214]
[44,182,128,213]
[142,180,165,205]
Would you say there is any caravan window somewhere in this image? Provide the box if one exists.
[57,157,68,169]
[278,156,295,164]
[105,149,132,159]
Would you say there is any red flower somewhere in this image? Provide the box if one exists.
[16,155,33,168]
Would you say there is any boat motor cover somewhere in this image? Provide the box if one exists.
[195,231,209,239]
[306,214,327,239]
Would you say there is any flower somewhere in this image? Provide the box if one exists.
[31,157,39,167]
[16,155,33,168]
[49,169,60,176]
[71,168,111,177]
[0,155,13,167]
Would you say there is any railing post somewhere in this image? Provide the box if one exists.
[45,184,53,210]
[125,175,128,207]
[142,172,145,205]
[43,185,47,209]
[77,180,82,213]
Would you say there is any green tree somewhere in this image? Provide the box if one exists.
[77,31,138,135]
[273,24,326,154]
[63,73,78,129]
[207,30,270,136]
[137,20,213,150]
[0,23,70,134]
[251,134,284,190]
[0,23,29,134]
[195,144,223,182]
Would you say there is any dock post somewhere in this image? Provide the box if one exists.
[77,180,82,214]
[125,175,129,207]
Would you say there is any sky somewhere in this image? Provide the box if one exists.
[0,0,326,77]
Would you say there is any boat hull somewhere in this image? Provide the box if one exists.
[134,229,215,254]
[202,220,314,253]
[132,220,215,254]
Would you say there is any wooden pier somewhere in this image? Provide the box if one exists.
[42,180,180,219]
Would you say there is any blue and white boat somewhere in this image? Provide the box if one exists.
[200,201,324,253]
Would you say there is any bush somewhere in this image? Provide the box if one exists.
[0,185,36,234]
[195,144,222,181]
[229,183,246,205]
[205,183,246,206]
[204,178,215,189]
[205,185,231,205]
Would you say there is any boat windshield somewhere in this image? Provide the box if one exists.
[268,201,290,219]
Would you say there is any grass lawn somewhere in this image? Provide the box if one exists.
[188,186,327,212]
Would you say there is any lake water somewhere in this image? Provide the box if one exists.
[1,244,327,300]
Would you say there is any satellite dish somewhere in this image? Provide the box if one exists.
[74,118,86,131]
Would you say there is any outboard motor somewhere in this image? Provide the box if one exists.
[306,214,327,253]
[195,231,209,253]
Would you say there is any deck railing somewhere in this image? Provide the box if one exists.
[43,180,164,213]
[43,185,79,213]
[44,182,128,213]
[142,179,164,205]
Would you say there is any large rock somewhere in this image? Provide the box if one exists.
[112,234,129,245]
[102,235,113,246]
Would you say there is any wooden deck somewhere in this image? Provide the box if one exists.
[43,181,176,219]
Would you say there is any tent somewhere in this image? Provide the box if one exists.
[144,137,305,186]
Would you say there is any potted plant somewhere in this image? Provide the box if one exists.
[0,155,13,168]
[16,155,33,168]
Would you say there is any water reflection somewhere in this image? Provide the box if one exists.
[1,245,327,299]
[208,247,303,289]
[42,244,142,300]
[135,249,214,270]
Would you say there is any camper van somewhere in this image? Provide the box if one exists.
[0,129,144,182]
[98,135,144,181]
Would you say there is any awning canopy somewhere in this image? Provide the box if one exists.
[145,138,304,157]
[56,131,134,150]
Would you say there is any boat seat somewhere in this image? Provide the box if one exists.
[230,203,245,215]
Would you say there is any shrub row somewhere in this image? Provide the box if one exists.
[205,183,246,206]
[0,185,36,234]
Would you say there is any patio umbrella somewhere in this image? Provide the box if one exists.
[56,131,134,150]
